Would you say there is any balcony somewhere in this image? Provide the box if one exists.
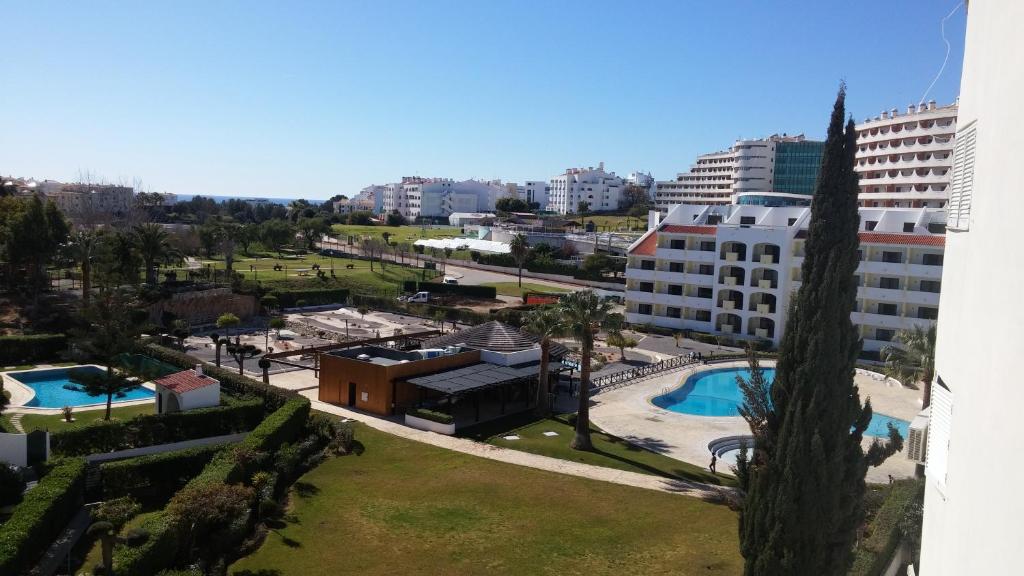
[655,247,715,263]
[625,268,658,281]
[759,255,777,265]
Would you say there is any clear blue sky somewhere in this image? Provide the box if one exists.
[2,0,966,200]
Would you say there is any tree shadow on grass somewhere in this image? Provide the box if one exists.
[293,481,320,498]
[233,570,284,576]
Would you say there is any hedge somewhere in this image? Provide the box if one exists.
[51,397,264,457]
[270,287,350,308]
[138,343,297,410]
[0,458,87,574]
[0,333,67,365]
[402,281,497,299]
[101,443,230,500]
[407,407,454,425]
[111,511,181,576]
[850,479,924,576]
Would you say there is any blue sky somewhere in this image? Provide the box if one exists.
[2,0,966,200]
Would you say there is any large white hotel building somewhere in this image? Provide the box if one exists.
[624,204,945,357]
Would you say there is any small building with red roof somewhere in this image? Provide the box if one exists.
[153,365,220,414]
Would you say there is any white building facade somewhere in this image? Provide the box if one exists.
[624,204,944,354]
[855,101,957,209]
[547,163,624,214]
[919,1,1024,574]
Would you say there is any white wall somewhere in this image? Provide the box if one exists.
[0,434,29,467]
[180,384,221,411]
[918,2,1024,574]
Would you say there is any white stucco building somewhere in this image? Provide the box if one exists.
[153,365,220,414]
[918,1,1023,574]
[624,204,944,353]
[855,101,958,209]
[547,163,624,214]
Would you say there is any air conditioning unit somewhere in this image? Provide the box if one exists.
[759,279,772,289]
[906,408,931,464]
[760,255,774,264]
[757,304,771,314]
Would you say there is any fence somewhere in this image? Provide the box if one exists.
[591,355,698,394]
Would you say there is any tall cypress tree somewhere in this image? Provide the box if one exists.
[738,84,874,575]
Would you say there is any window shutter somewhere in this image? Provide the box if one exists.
[947,123,977,231]
[927,377,953,490]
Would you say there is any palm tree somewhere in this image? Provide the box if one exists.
[558,290,613,451]
[133,223,174,285]
[68,229,99,306]
[881,324,937,408]
[522,307,565,417]
[509,233,529,287]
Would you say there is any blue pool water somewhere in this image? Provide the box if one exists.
[9,366,154,408]
[653,367,909,438]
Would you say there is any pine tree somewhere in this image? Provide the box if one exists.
[738,84,881,575]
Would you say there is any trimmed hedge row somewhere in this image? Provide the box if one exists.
[112,397,311,575]
[402,281,497,299]
[0,458,87,574]
[407,407,454,425]
[0,333,67,365]
[50,397,263,457]
[138,343,297,410]
[101,443,230,500]
[850,479,924,576]
[270,287,350,308]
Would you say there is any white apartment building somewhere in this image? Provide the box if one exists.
[45,183,134,221]
[547,162,624,214]
[919,1,1024,574]
[624,204,944,354]
[655,134,821,212]
[378,177,502,219]
[855,100,957,209]
[520,180,550,209]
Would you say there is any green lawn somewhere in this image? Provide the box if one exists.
[482,282,570,297]
[576,215,647,232]
[5,403,155,433]
[331,223,462,244]
[230,424,741,576]
[459,413,732,487]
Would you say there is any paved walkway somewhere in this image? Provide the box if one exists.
[300,390,731,501]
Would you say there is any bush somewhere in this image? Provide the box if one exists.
[269,287,349,308]
[101,443,230,500]
[0,458,87,574]
[92,495,142,531]
[407,407,454,425]
[0,333,66,365]
[112,511,181,576]
[245,397,311,453]
[850,479,924,576]
[50,397,264,456]
[0,463,26,506]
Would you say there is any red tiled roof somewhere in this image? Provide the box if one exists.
[858,232,946,246]
[660,225,717,235]
[629,232,657,256]
[153,370,218,393]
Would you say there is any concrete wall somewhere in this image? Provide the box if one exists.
[149,288,258,325]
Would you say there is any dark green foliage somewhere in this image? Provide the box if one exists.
[111,511,181,576]
[50,398,264,456]
[385,212,407,226]
[0,463,26,506]
[407,407,454,425]
[404,281,497,299]
[244,397,311,453]
[0,458,87,574]
[495,197,530,213]
[91,495,142,530]
[849,480,924,576]
[0,333,67,365]
[101,443,230,500]
[739,85,886,575]
[268,287,349,308]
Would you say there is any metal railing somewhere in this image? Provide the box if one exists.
[591,355,699,394]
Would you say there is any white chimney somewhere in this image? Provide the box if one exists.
[648,209,661,230]
[908,104,916,114]
[195,364,203,377]
[881,110,889,119]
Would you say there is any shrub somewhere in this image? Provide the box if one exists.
[407,407,454,425]
[245,397,311,453]
[269,287,349,308]
[112,512,180,576]
[412,282,497,299]
[0,463,26,506]
[51,398,263,457]
[92,495,142,531]
[850,479,924,576]
[0,333,66,365]
[101,443,230,500]
[0,458,87,574]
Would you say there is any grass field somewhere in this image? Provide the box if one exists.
[482,282,571,297]
[459,413,733,487]
[330,224,462,244]
[230,424,741,576]
[4,403,155,433]
[577,215,647,232]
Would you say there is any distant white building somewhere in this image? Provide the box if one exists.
[547,162,624,214]
[153,365,220,414]
[626,171,654,187]
[448,212,496,227]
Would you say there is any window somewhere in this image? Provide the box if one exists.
[697,287,713,299]
[882,251,903,263]
[668,285,683,296]
[670,239,686,249]
[698,264,714,275]
[699,241,716,252]
[875,328,895,341]
[947,123,976,231]
[922,253,944,266]
[640,259,655,270]
[927,376,953,490]
[918,307,939,320]
[695,310,711,322]
[879,277,900,290]
[877,303,898,316]
[638,282,654,293]
[866,220,878,231]
[666,307,681,319]
[903,222,915,233]
[920,280,941,293]
[740,216,756,225]
[927,222,946,234]
[787,218,797,226]
[669,262,685,273]
[638,304,652,315]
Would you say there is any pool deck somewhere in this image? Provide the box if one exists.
[1,364,157,415]
[589,360,922,484]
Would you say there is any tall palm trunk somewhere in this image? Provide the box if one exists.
[571,335,593,451]
[144,257,156,285]
[81,257,92,306]
[535,339,551,417]
[104,365,114,420]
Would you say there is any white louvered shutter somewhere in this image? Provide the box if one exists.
[926,377,953,491]
[947,123,976,231]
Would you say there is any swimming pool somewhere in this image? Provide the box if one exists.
[652,367,909,438]
[7,366,155,409]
